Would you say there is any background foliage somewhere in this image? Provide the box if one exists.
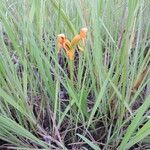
[0,0,150,149]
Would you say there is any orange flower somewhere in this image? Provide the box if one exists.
[57,27,88,60]
[57,34,66,53]
[57,34,74,60]
[79,27,88,46]
[71,27,88,49]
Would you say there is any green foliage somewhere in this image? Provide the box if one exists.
[0,0,150,149]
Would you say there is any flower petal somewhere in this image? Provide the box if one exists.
[64,39,73,51]
[67,50,74,60]
[57,34,66,53]
[80,27,88,39]
[57,34,66,45]
[71,34,81,47]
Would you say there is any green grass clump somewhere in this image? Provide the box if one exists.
[0,0,150,149]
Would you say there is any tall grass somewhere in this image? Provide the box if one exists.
[0,0,150,149]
